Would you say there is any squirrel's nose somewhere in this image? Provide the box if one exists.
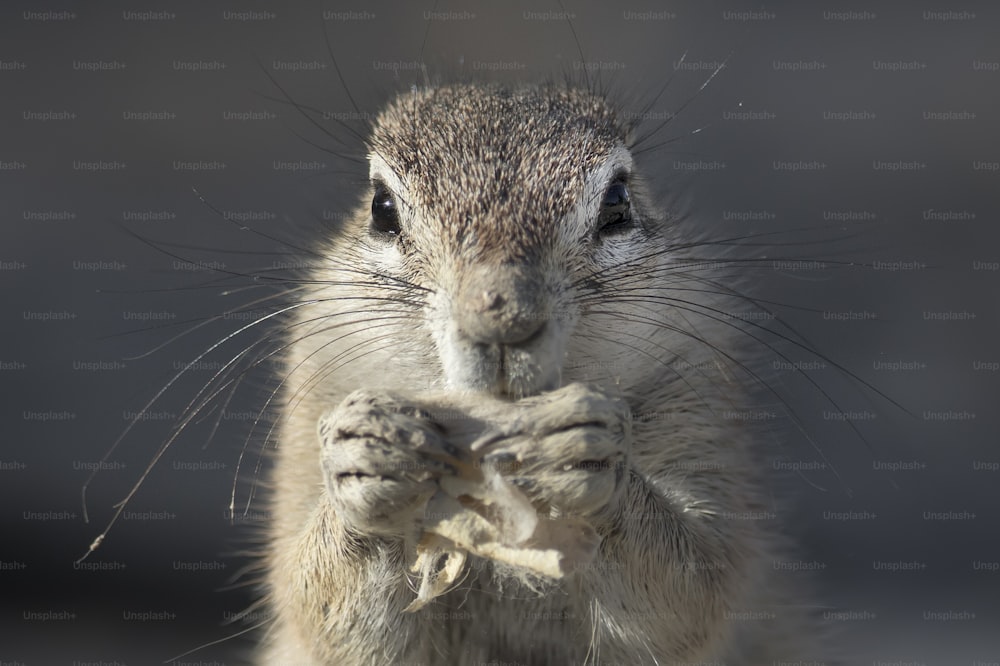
[454,265,548,346]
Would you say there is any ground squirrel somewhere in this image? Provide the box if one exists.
[260,84,824,664]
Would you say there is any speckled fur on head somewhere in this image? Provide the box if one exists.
[368,85,625,260]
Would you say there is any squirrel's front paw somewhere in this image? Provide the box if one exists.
[473,383,632,518]
[319,389,459,538]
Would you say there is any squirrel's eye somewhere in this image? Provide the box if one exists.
[597,180,632,235]
[370,184,401,236]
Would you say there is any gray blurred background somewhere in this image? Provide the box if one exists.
[2,0,998,663]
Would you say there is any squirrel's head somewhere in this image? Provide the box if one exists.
[340,85,664,399]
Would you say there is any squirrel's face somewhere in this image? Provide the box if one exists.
[353,86,658,399]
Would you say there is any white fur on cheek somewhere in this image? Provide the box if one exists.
[368,155,408,204]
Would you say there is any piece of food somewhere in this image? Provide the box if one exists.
[405,459,599,611]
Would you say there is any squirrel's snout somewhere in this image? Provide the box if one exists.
[453,264,550,347]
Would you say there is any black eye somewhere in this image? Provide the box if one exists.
[370,183,401,236]
[597,180,632,235]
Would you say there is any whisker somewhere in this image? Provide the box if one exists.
[583,307,849,492]
[250,52,367,147]
[112,289,309,360]
[225,314,421,516]
[75,299,327,561]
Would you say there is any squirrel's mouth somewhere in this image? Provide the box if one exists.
[494,341,561,399]
[438,329,563,400]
